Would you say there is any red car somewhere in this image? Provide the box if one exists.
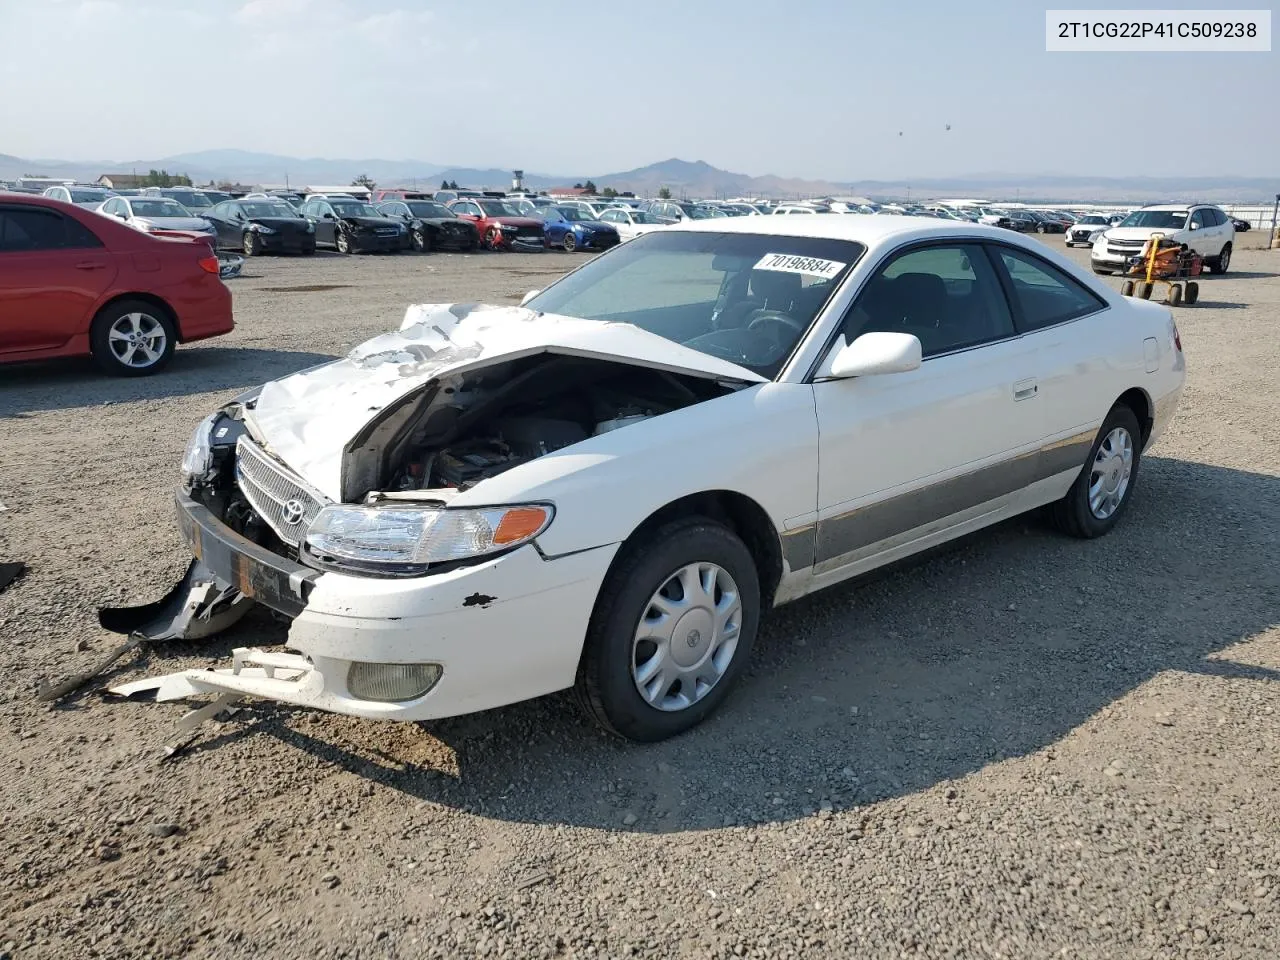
[447,198,546,251]
[0,195,233,376]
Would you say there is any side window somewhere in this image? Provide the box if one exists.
[1189,209,1207,230]
[846,244,1014,358]
[601,210,620,223]
[1207,208,1225,227]
[0,207,102,252]
[994,246,1106,332]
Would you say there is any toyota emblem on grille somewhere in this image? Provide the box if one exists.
[281,499,306,525]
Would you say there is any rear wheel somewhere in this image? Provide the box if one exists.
[89,300,177,377]
[1049,405,1142,538]
[576,518,760,742]
[1207,243,1231,274]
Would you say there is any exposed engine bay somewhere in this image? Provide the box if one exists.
[186,356,736,561]
[375,355,733,494]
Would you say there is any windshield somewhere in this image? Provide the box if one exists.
[478,200,520,217]
[69,189,110,203]
[406,201,453,218]
[163,191,211,209]
[130,200,189,217]
[332,201,379,217]
[1120,210,1188,229]
[508,199,537,215]
[685,205,718,219]
[556,206,593,221]
[631,211,663,224]
[1079,215,1108,225]
[241,202,299,218]
[526,231,865,378]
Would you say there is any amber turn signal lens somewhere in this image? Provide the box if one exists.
[493,506,550,545]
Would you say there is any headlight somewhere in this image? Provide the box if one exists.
[305,503,554,567]
[180,414,217,486]
[252,223,277,235]
[1093,232,1108,246]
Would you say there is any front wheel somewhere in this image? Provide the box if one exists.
[562,232,577,253]
[89,300,177,377]
[1048,404,1142,538]
[484,228,502,251]
[242,231,260,257]
[335,231,351,254]
[1207,243,1231,274]
[576,519,761,742]
[411,228,426,252]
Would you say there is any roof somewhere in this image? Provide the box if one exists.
[1139,203,1211,211]
[670,212,1018,247]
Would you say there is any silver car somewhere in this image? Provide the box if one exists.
[98,195,217,244]
[42,185,117,209]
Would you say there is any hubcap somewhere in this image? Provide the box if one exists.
[107,312,166,368]
[1088,427,1134,520]
[1220,248,1230,270]
[631,562,741,712]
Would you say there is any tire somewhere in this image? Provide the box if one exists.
[1184,281,1199,304]
[562,232,577,253]
[576,518,761,742]
[1207,242,1231,274]
[242,231,259,257]
[89,300,177,377]
[1135,281,1153,300]
[335,231,351,254]
[411,228,426,253]
[1120,280,1135,297]
[1166,284,1182,307]
[484,228,502,251]
[1049,404,1142,539]
[1036,223,1046,234]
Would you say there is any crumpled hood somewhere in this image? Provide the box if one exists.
[246,303,766,501]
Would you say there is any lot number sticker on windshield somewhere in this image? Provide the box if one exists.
[754,253,846,280]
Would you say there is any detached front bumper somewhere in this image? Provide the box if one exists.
[115,491,617,721]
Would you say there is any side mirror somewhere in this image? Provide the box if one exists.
[322,212,334,220]
[520,289,540,306]
[827,332,922,379]
[1188,222,1198,230]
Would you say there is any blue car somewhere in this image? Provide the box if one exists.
[540,205,620,253]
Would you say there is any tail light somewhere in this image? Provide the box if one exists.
[198,255,220,274]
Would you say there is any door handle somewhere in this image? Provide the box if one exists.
[74,261,107,270]
[1013,378,1038,401]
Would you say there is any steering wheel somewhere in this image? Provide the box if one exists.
[746,310,805,335]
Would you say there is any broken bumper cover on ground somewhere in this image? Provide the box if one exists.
[109,490,617,721]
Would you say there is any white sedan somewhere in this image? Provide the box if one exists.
[112,217,1185,741]
[98,195,218,245]
[597,206,667,241]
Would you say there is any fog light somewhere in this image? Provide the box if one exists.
[346,662,442,702]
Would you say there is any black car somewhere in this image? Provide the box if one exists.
[1231,217,1251,232]
[299,197,405,254]
[376,199,481,252]
[205,199,317,256]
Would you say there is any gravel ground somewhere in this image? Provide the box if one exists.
[1,233,1278,960]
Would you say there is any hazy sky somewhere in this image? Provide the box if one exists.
[2,0,1276,178]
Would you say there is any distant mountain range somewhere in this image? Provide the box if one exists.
[1,149,1274,203]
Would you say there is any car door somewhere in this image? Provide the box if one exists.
[0,204,118,354]
[809,242,1047,577]
[453,201,483,231]
[987,243,1121,460]
[311,202,337,245]
[1186,208,1212,255]
[206,202,235,247]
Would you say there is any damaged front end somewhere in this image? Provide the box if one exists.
[88,302,761,722]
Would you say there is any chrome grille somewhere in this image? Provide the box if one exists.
[235,437,329,547]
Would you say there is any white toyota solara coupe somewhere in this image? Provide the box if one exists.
[112,216,1185,741]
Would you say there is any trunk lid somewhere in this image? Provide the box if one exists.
[246,302,766,501]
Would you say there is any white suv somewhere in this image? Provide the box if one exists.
[1091,204,1234,276]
